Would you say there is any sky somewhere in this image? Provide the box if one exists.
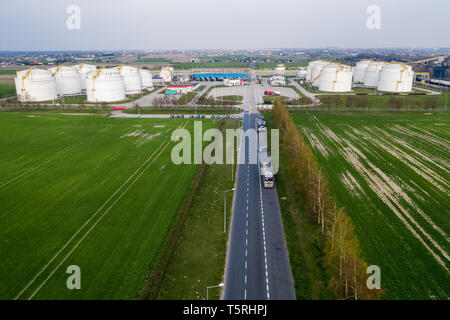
[0,0,449,51]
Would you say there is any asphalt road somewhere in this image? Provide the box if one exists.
[223,108,295,300]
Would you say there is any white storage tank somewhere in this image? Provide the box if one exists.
[377,63,414,92]
[311,61,330,87]
[139,69,153,90]
[15,68,57,102]
[50,66,82,96]
[353,60,371,83]
[319,64,353,92]
[160,67,174,82]
[74,64,97,91]
[116,65,142,95]
[86,68,126,103]
[275,64,286,71]
[306,61,323,82]
[364,61,386,87]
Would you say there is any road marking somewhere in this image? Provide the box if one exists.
[257,160,270,300]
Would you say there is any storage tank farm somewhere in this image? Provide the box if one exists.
[115,65,142,95]
[139,69,153,90]
[86,68,126,103]
[15,68,57,102]
[74,64,97,91]
[50,66,82,96]
[353,60,371,83]
[377,63,414,92]
[364,61,386,87]
[319,63,353,92]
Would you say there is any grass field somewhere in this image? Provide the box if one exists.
[292,113,450,299]
[0,112,218,299]
[0,83,16,98]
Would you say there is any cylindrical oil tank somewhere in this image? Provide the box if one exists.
[15,68,57,102]
[86,68,126,103]
[74,64,97,90]
[139,69,153,90]
[319,64,353,92]
[377,63,414,92]
[311,61,330,87]
[353,60,371,83]
[306,61,322,82]
[50,66,82,96]
[364,61,386,87]
[116,66,142,95]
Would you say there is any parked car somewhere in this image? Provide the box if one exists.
[170,115,175,118]
[211,115,216,119]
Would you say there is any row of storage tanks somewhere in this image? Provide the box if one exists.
[305,60,414,92]
[15,65,153,103]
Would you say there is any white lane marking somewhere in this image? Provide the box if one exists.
[258,160,270,300]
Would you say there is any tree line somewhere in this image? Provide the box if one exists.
[272,99,382,299]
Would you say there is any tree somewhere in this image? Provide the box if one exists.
[345,96,354,110]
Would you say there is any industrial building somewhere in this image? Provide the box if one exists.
[50,66,82,96]
[318,63,353,92]
[166,84,194,94]
[224,78,244,86]
[377,63,414,92]
[86,68,126,103]
[270,75,286,86]
[15,68,57,102]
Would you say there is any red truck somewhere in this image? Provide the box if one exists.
[113,106,126,111]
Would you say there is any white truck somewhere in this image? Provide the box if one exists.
[261,160,274,188]
[258,126,274,189]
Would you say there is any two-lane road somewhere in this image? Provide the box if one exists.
[223,109,295,300]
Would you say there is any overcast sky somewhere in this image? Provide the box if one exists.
[1,0,449,51]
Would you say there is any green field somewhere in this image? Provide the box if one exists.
[0,113,218,299]
[292,113,450,299]
[0,83,16,98]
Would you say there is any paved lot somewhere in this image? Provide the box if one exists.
[208,84,300,107]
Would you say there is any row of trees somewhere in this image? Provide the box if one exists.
[273,99,382,299]
[386,95,440,111]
